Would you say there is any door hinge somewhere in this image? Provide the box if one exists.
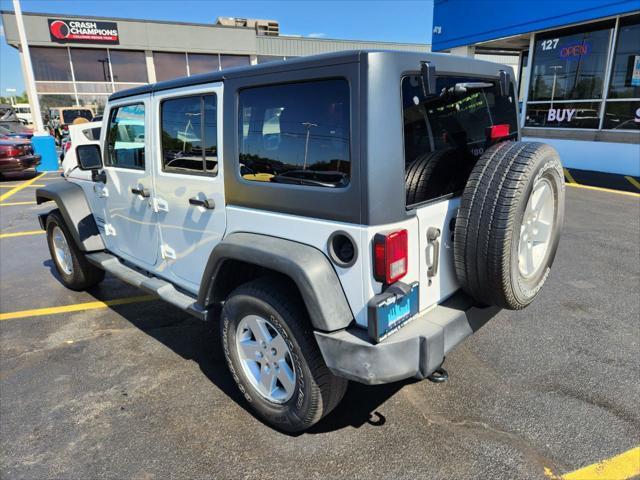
[104,223,116,236]
[161,244,177,261]
[152,197,169,213]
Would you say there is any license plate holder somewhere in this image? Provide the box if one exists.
[367,282,419,343]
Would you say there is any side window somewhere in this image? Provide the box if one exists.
[105,103,146,169]
[238,79,350,188]
[161,94,218,174]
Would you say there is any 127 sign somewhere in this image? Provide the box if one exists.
[540,38,559,50]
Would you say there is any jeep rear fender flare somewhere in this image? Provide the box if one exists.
[35,182,105,252]
[198,232,354,332]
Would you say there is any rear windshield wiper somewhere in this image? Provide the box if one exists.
[445,82,494,95]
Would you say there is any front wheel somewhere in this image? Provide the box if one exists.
[46,209,104,291]
[221,277,347,432]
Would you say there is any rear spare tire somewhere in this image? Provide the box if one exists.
[454,141,564,310]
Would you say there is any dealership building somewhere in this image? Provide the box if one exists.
[433,0,640,186]
[0,11,437,117]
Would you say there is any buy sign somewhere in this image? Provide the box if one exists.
[547,108,576,122]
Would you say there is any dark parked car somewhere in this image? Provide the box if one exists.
[0,122,33,140]
[0,139,41,176]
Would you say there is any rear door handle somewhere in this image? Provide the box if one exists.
[131,186,150,198]
[427,227,441,278]
[188,197,215,209]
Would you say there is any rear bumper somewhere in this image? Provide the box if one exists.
[0,155,41,172]
[314,292,500,385]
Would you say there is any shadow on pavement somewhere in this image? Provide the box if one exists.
[97,292,408,435]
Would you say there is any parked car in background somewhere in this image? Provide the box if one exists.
[0,123,33,140]
[13,103,33,125]
[48,107,94,143]
[61,121,101,179]
[0,138,40,177]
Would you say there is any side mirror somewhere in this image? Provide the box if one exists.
[76,144,102,170]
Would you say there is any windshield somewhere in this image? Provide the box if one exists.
[62,109,94,124]
[402,75,518,205]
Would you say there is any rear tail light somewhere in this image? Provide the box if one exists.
[373,229,408,284]
[64,141,72,152]
[489,124,510,140]
[0,145,22,157]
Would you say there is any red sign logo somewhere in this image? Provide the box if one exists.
[48,18,119,44]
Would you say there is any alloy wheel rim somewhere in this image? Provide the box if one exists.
[235,314,296,404]
[518,177,555,279]
[52,226,73,275]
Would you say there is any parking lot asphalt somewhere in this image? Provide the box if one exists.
[1,172,639,480]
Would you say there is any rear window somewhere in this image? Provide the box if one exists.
[62,109,93,124]
[402,75,518,205]
[238,79,350,188]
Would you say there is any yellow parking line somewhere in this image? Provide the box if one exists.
[566,183,640,198]
[0,230,45,239]
[0,172,46,202]
[563,168,578,184]
[0,184,46,189]
[545,446,640,480]
[624,175,640,190]
[0,295,157,321]
[0,201,37,206]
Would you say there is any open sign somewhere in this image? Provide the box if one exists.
[560,43,589,58]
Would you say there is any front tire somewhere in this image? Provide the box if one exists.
[46,209,104,291]
[221,277,347,432]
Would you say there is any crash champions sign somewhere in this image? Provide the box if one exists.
[48,18,119,44]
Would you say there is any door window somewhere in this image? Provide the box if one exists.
[160,95,218,174]
[105,103,146,169]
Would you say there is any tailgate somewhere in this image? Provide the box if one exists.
[415,197,461,312]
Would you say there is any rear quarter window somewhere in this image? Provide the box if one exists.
[238,79,351,188]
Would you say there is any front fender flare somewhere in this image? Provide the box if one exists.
[36,181,105,252]
[198,232,354,332]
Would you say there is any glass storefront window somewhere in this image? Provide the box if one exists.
[71,48,112,82]
[110,50,148,83]
[603,16,640,131]
[528,26,611,102]
[31,47,72,81]
[525,22,614,129]
[607,16,640,99]
[603,101,640,130]
[38,95,77,120]
[220,55,250,70]
[154,52,188,81]
[257,55,285,64]
[525,102,602,129]
[35,82,74,94]
[77,95,109,116]
[188,53,220,75]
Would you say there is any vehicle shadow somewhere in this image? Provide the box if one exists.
[0,170,40,182]
[92,287,409,435]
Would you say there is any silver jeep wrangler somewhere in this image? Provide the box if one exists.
[36,51,565,432]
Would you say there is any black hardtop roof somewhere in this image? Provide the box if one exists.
[109,49,508,101]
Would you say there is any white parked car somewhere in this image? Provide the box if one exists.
[36,51,565,432]
[62,121,102,180]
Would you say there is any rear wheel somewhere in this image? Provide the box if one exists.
[454,142,564,309]
[221,277,347,432]
[46,210,104,290]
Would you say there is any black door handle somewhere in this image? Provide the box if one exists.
[189,197,215,209]
[131,187,150,198]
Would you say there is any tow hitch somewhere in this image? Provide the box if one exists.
[427,365,449,383]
